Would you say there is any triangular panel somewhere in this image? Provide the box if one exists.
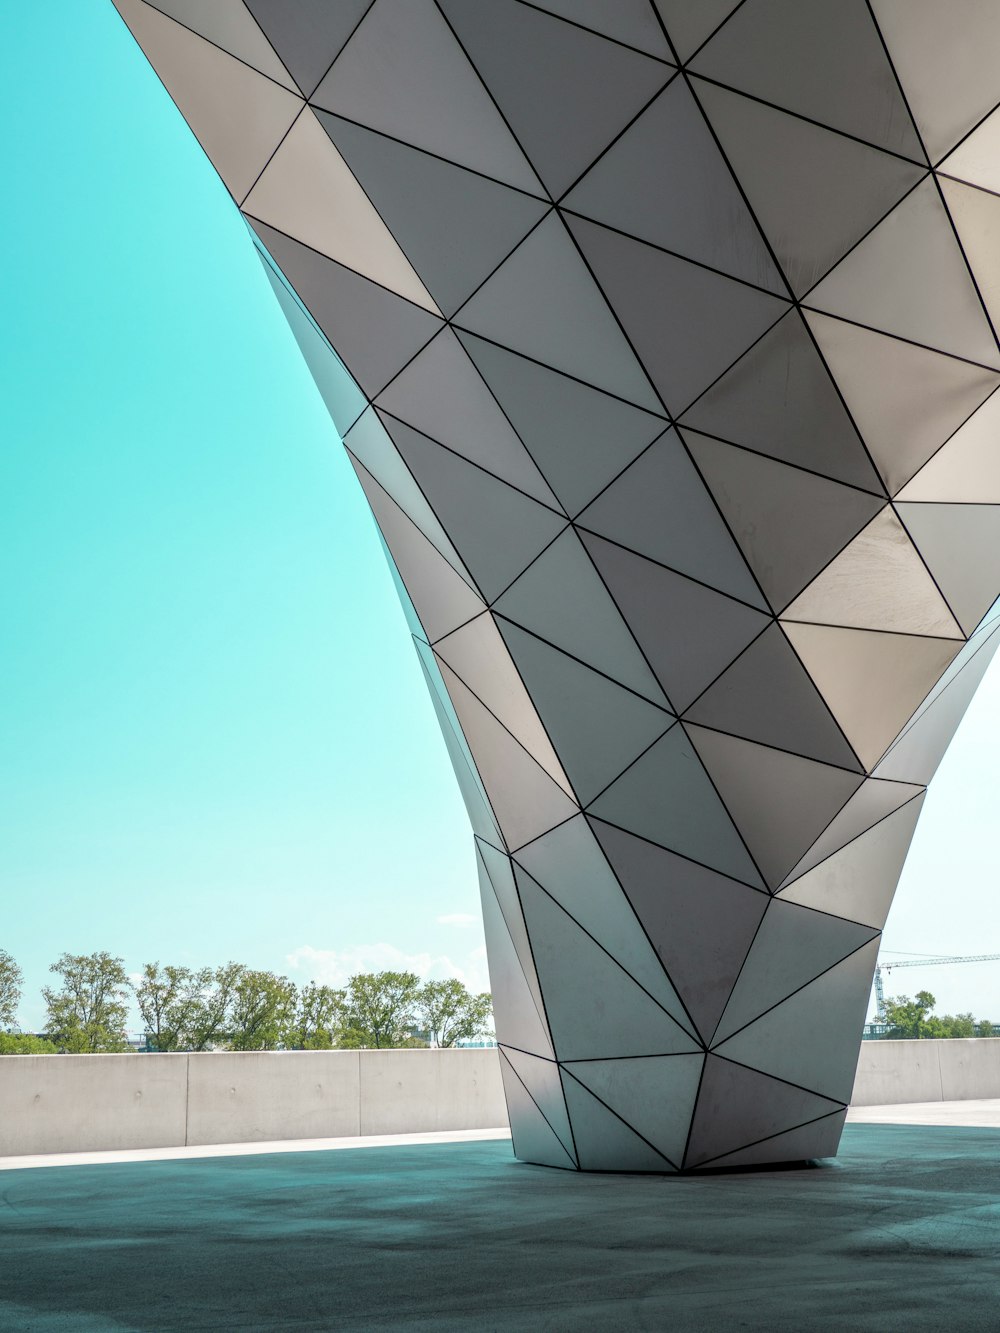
[897,501,1000,634]
[685,1055,843,1168]
[678,310,884,492]
[517,873,702,1061]
[693,78,926,295]
[244,0,368,98]
[563,1055,704,1168]
[375,330,559,507]
[315,112,549,318]
[712,939,880,1102]
[496,622,673,806]
[454,214,661,412]
[778,794,926,929]
[713,900,878,1044]
[438,0,672,198]
[684,429,886,611]
[576,430,766,605]
[567,214,790,415]
[781,622,963,770]
[311,0,542,194]
[805,310,1000,494]
[560,1071,675,1172]
[580,533,771,713]
[563,78,783,291]
[501,1048,575,1160]
[589,817,769,1043]
[687,725,863,889]
[588,725,766,888]
[499,1052,576,1167]
[478,851,554,1058]
[684,623,862,770]
[456,332,665,516]
[494,529,668,706]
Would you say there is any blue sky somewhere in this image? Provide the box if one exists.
[3,2,999,1030]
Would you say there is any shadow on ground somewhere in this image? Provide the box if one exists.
[2,1124,998,1330]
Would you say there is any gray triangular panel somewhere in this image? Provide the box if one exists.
[679,310,884,492]
[497,622,673,806]
[244,0,368,97]
[713,939,880,1102]
[805,310,1000,495]
[478,853,554,1058]
[713,900,878,1044]
[350,457,484,642]
[456,332,665,516]
[897,502,1000,635]
[439,0,672,198]
[560,1071,675,1172]
[375,330,559,507]
[564,1055,704,1168]
[512,816,694,1034]
[693,79,926,295]
[455,213,662,412]
[499,1053,576,1167]
[501,1048,575,1160]
[696,1109,846,1170]
[684,428,886,611]
[779,778,925,888]
[588,725,766,888]
[517,873,702,1061]
[590,818,769,1043]
[317,113,549,318]
[581,532,771,713]
[494,529,668,705]
[576,430,766,605]
[248,219,443,400]
[688,725,863,889]
[685,1054,843,1168]
[439,660,580,849]
[568,214,789,415]
[563,78,782,291]
[531,0,673,58]
[685,623,862,770]
[778,794,926,930]
[384,414,566,603]
[690,0,924,159]
[311,0,542,194]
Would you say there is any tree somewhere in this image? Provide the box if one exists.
[344,971,421,1048]
[415,978,493,1047]
[883,992,993,1040]
[43,952,131,1053]
[227,968,297,1051]
[0,1033,57,1055]
[184,962,243,1051]
[133,963,217,1052]
[0,948,23,1030]
[285,982,346,1050]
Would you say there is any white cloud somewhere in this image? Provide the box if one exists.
[286,941,491,993]
[436,912,478,928]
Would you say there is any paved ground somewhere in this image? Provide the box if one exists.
[848,1098,1000,1127]
[2,1117,999,1331]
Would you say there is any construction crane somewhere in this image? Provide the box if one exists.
[873,954,1000,1020]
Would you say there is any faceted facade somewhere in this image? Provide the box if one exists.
[113,0,1000,1171]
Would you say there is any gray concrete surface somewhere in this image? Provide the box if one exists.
[3,1042,999,1158]
[1,1122,998,1330]
[851,1037,1000,1104]
[0,1049,506,1156]
[848,1098,1000,1126]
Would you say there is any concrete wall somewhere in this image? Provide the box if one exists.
[851,1038,1000,1106]
[3,1041,998,1156]
[0,1048,507,1157]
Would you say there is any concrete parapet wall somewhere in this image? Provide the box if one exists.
[851,1038,1000,1106]
[0,1048,506,1157]
[2,1042,998,1156]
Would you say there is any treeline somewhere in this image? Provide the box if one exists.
[0,949,492,1054]
[880,991,996,1040]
